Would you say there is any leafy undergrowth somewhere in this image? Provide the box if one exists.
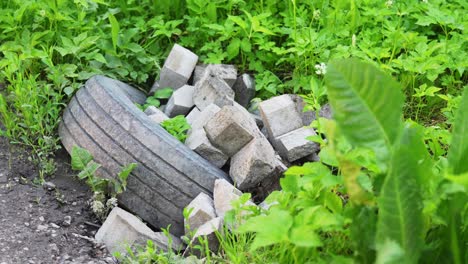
[0,1,466,263]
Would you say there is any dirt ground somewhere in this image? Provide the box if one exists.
[0,135,115,264]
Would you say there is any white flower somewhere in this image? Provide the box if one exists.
[313,10,321,20]
[106,197,118,209]
[385,0,393,7]
[315,63,327,75]
[422,0,428,3]
[91,200,105,215]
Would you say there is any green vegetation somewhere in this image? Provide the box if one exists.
[136,87,173,110]
[71,145,136,221]
[0,0,466,263]
[160,116,191,143]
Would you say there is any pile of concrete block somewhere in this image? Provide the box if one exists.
[119,43,330,258]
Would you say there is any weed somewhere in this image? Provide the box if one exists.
[160,116,191,143]
[70,145,136,221]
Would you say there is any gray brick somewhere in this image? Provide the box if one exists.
[164,85,195,117]
[275,127,320,162]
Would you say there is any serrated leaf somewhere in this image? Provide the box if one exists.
[227,38,241,60]
[376,124,427,263]
[447,87,468,175]
[325,59,404,168]
[290,226,322,247]
[238,208,293,250]
[71,146,93,171]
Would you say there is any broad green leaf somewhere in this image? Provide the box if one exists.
[289,226,322,247]
[376,124,428,263]
[154,88,173,99]
[238,208,293,250]
[78,161,101,180]
[325,59,404,166]
[447,87,468,175]
[118,163,137,187]
[445,173,468,189]
[108,13,120,51]
[71,146,93,171]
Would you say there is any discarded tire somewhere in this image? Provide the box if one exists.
[59,75,230,236]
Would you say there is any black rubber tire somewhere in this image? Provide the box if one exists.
[58,75,230,236]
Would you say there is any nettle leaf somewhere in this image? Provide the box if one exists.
[238,208,293,251]
[447,87,468,175]
[376,123,428,263]
[71,146,93,171]
[325,59,404,168]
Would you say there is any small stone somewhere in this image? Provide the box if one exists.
[43,181,56,191]
[50,223,60,229]
[39,216,45,222]
[232,74,256,107]
[24,222,30,227]
[204,105,256,157]
[193,72,234,111]
[37,224,48,231]
[63,216,72,227]
[185,129,228,168]
[275,127,320,162]
[184,193,216,234]
[156,44,198,91]
[164,85,195,117]
[229,136,277,190]
[259,94,303,139]
[193,64,238,87]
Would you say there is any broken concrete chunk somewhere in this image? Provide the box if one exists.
[190,104,221,130]
[95,207,182,254]
[275,127,320,162]
[148,113,169,124]
[185,129,228,168]
[229,136,277,191]
[204,105,255,157]
[184,217,223,257]
[319,103,333,119]
[186,107,201,125]
[144,106,169,124]
[193,72,235,111]
[164,85,195,117]
[193,64,238,87]
[259,94,303,139]
[157,44,198,91]
[233,74,255,108]
[185,193,216,234]
[213,179,243,218]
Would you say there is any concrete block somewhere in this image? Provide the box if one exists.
[233,74,255,108]
[184,217,223,257]
[164,85,195,117]
[190,104,221,130]
[144,106,169,124]
[229,136,277,190]
[193,64,237,87]
[95,207,182,254]
[184,193,216,234]
[185,129,228,168]
[275,127,320,162]
[193,72,234,111]
[259,94,303,139]
[204,105,256,157]
[186,107,201,125]
[213,179,243,218]
[251,113,264,129]
[157,44,198,91]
